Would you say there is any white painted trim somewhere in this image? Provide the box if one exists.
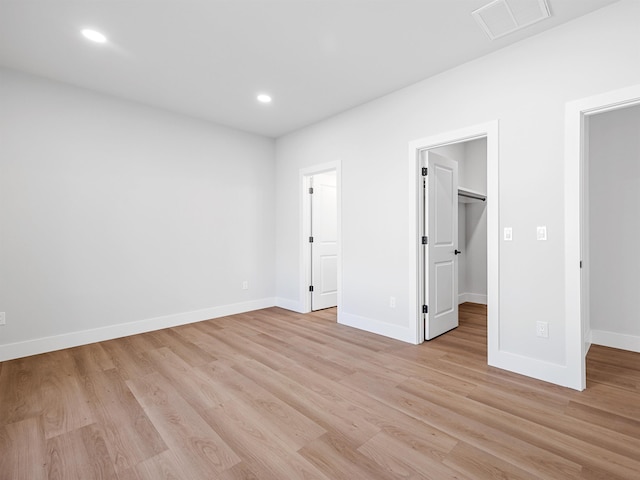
[591,330,640,354]
[275,297,304,313]
[458,293,488,305]
[564,84,640,391]
[338,312,415,344]
[408,121,499,352]
[0,298,276,362]
[489,351,575,389]
[299,161,342,314]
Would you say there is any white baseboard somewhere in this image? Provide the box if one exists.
[584,328,592,357]
[275,297,305,313]
[590,329,640,353]
[488,349,581,390]
[338,312,417,344]
[458,293,488,305]
[0,298,276,362]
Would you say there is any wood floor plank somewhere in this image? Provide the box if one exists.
[126,372,241,476]
[99,337,156,381]
[46,423,118,480]
[357,431,470,480]
[585,359,640,392]
[149,328,217,367]
[298,431,399,480]
[443,441,541,480]
[467,383,640,462]
[38,350,96,439]
[370,376,584,479]
[248,332,357,381]
[172,324,246,364]
[564,400,640,440]
[81,368,167,473]
[144,347,236,410]
[0,417,47,480]
[199,358,327,451]
[217,461,271,480]
[200,400,332,480]
[0,356,44,426]
[205,328,300,372]
[1,303,640,479]
[70,343,116,376]
[132,450,189,480]
[397,371,638,479]
[231,359,381,447]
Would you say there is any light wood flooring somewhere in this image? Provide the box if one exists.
[1,303,639,479]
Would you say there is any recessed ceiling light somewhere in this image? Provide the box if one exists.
[257,94,272,104]
[81,29,107,44]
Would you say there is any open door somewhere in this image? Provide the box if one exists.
[424,151,459,340]
[310,171,338,310]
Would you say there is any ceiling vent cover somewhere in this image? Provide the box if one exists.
[472,0,551,40]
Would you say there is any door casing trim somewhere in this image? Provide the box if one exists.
[408,121,499,357]
[564,85,640,391]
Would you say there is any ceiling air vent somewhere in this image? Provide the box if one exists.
[472,0,551,40]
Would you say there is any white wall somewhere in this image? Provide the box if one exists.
[462,139,487,196]
[463,139,488,304]
[275,0,640,386]
[458,203,467,298]
[0,68,276,360]
[464,202,487,303]
[588,103,640,351]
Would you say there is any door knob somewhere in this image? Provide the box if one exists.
[454,249,462,255]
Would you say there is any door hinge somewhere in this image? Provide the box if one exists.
[309,236,314,243]
[421,236,428,245]
[309,187,314,194]
[422,167,428,176]
[580,260,583,269]
[422,305,428,314]
[309,285,314,292]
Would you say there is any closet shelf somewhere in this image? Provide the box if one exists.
[458,187,486,203]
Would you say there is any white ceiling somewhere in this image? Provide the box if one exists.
[0,0,619,137]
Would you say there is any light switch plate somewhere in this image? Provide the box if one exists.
[537,226,547,241]
[504,227,513,241]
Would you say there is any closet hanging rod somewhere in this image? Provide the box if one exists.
[458,191,486,201]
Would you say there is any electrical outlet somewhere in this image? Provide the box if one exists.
[242,281,249,290]
[0,312,5,326]
[504,227,513,241]
[389,297,396,308]
[536,321,549,338]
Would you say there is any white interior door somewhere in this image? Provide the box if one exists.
[425,151,459,340]
[311,171,338,310]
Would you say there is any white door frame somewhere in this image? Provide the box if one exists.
[564,84,640,391]
[300,161,342,314]
[408,121,499,353]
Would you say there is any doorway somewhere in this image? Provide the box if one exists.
[409,121,498,346]
[564,85,640,391]
[300,162,341,314]
[420,139,488,340]
[309,171,338,311]
[586,105,640,351]
[408,121,499,361]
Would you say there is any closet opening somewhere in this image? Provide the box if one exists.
[420,138,488,340]
[584,104,640,356]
